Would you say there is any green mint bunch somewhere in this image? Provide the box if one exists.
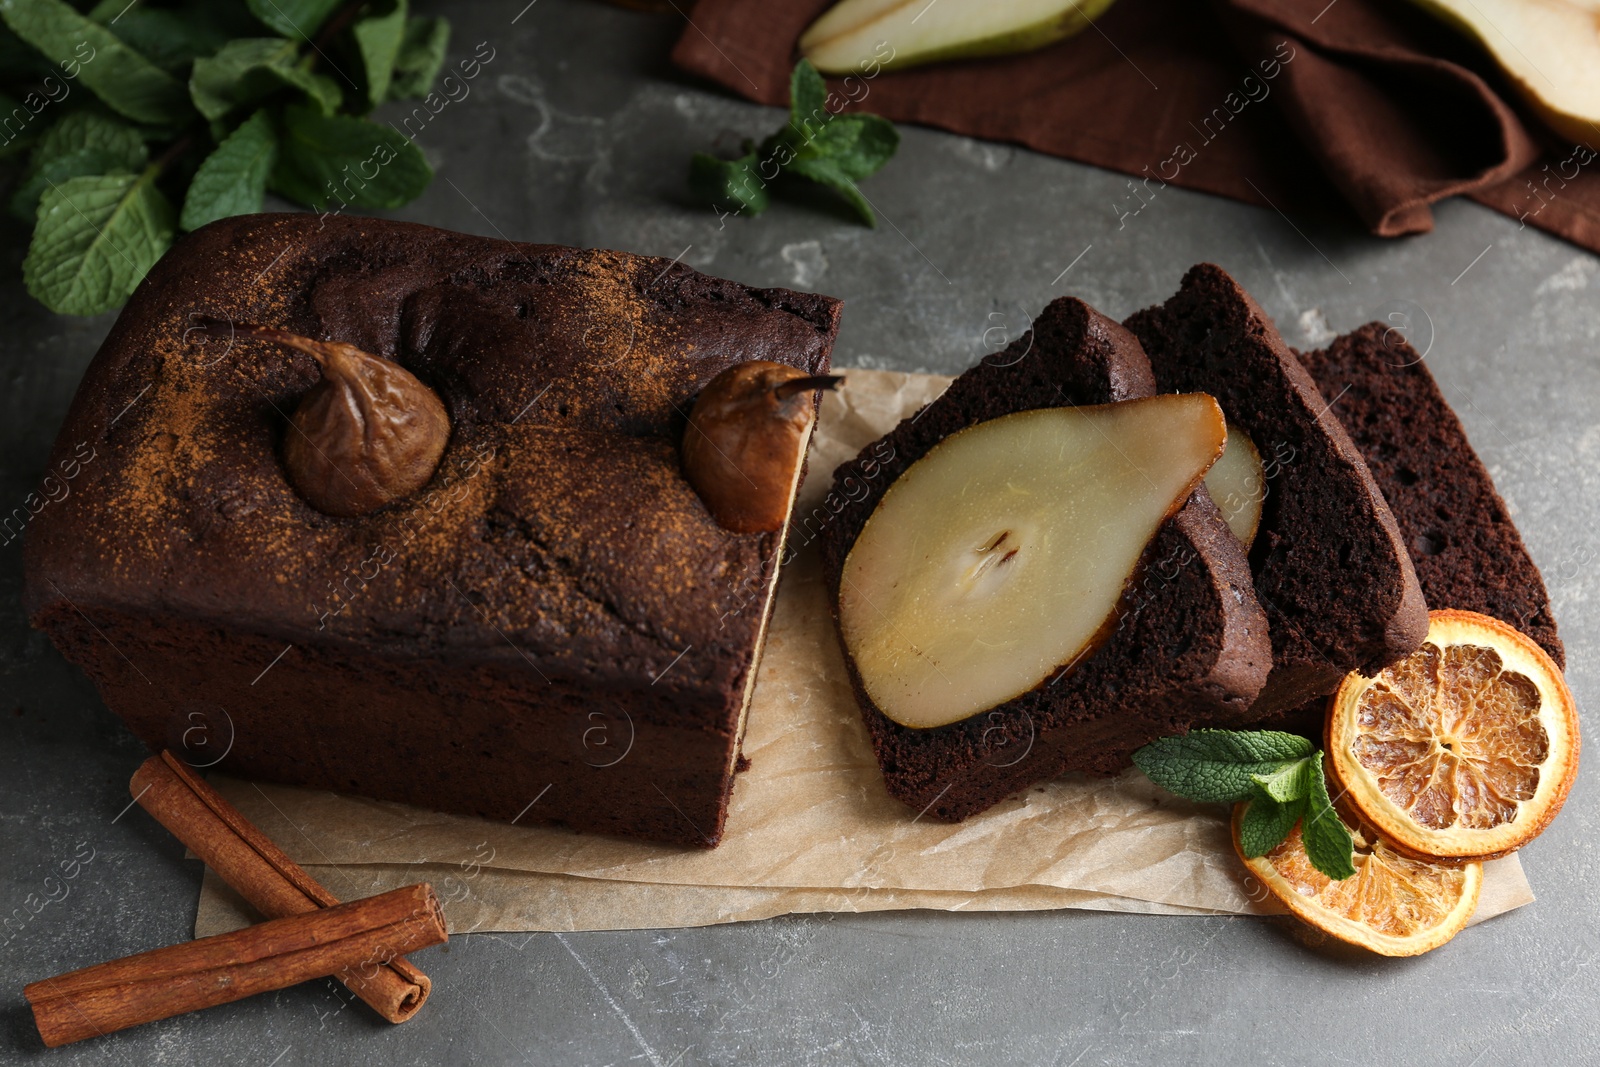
[0,0,453,315]
[1133,729,1358,880]
[689,59,898,227]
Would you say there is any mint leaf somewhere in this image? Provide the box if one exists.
[190,38,342,121]
[12,152,131,221]
[811,113,899,181]
[23,170,175,315]
[1249,757,1310,804]
[1132,730,1314,804]
[786,154,875,226]
[789,58,827,133]
[389,15,448,100]
[0,0,193,125]
[96,6,230,74]
[180,108,276,231]
[1301,752,1357,880]
[247,0,343,39]
[351,0,407,109]
[689,151,769,216]
[29,111,148,163]
[1239,794,1304,859]
[1176,729,1316,764]
[270,104,431,209]
[10,111,148,221]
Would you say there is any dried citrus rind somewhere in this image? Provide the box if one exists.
[1327,609,1579,861]
[1233,805,1482,956]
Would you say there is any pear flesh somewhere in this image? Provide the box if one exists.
[838,394,1227,730]
[800,0,1121,75]
[1407,0,1600,144]
[1202,421,1265,547]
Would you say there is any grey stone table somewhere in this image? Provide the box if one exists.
[3,2,1597,1064]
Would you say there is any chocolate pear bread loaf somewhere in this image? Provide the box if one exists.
[24,213,841,849]
[1127,265,1430,719]
[1255,322,1568,737]
[818,297,1272,822]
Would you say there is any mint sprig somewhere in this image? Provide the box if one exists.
[689,59,899,227]
[1,0,454,316]
[1133,729,1357,880]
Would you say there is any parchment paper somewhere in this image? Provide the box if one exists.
[194,370,1534,935]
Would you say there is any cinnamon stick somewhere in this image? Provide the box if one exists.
[129,751,433,1022]
[25,883,446,1048]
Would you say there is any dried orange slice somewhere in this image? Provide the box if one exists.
[1327,609,1579,861]
[1233,806,1482,956]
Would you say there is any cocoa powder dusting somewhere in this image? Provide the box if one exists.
[25,214,841,698]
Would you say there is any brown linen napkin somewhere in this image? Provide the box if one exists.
[671,0,1600,252]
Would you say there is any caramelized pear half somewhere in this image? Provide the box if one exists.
[838,394,1226,729]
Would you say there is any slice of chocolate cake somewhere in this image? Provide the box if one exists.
[818,297,1272,822]
[1127,265,1429,719]
[1300,324,1562,666]
[24,213,841,849]
[1262,323,1566,737]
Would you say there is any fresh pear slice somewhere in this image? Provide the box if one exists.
[838,394,1226,730]
[1203,421,1265,547]
[800,0,1121,76]
[1406,0,1600,144]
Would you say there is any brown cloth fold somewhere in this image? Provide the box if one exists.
[671,0,1600,253]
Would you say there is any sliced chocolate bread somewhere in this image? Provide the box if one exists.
[1260,323,1565,737]
[1300,323,1562,665]
[1127,264,1429,719]
[818,297,1272,822]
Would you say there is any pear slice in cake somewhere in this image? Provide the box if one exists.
[837,393,1227,729]
[1204,421,1266,547]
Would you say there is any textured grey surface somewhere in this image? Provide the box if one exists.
[2,1,1598,1064]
